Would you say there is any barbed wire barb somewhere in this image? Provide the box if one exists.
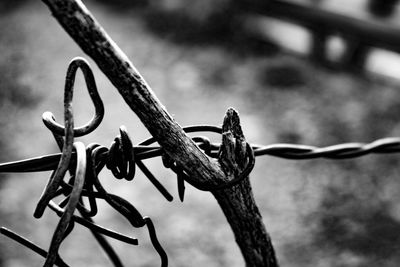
[2,56,400,266]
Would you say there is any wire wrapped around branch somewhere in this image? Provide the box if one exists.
[3,56,400,267]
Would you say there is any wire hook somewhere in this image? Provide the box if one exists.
[42,57,104,137]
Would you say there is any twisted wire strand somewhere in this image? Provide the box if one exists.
[252,137,400,159]
[3,57,400,267]
[0,57,166,267]
[9,132,398,267]
[4,131,400,167]
[2,135,400,173]
[3,128,399,266]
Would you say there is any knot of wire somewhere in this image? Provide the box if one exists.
[0,57,256,267]
[2,57,400,267]
[0,58,171,267]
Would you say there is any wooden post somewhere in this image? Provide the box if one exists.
[41,0,278,266]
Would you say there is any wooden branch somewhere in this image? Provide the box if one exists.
[42,0,226,188]
[215,109,278,267]
[42,1,278,265]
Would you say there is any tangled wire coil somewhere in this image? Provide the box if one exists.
[1,57,400,266]
[0,58,171,267]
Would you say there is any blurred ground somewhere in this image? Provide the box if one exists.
[1,0,400,266]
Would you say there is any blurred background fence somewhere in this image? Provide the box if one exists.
[239,0,400,72]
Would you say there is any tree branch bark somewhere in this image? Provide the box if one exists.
[42,0,225,189]
[41,1,278,266]
[215,109,278,267]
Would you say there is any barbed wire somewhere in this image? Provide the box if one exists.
[0,58,168,267]
[1,57,399,267]
[2,131,399,171]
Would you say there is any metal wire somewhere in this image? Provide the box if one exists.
[2,57,400,267]
[0,227,69,267]
[43,142,86,267]
[0,58,167,267]
[3,134,399,173]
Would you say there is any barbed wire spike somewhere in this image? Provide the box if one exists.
[4,57,400,267]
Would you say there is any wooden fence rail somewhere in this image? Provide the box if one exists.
[238,0,400,71]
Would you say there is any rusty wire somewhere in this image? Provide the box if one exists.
[1,57,400,266]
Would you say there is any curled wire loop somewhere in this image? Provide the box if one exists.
[34,90,75,218]
[7,56,400,267]
[4,127,400,267]
[106,126,135,181]
[90,142,168,267]
[35,57,104,219]
[0,58,171,267]
[42,57,104,137]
